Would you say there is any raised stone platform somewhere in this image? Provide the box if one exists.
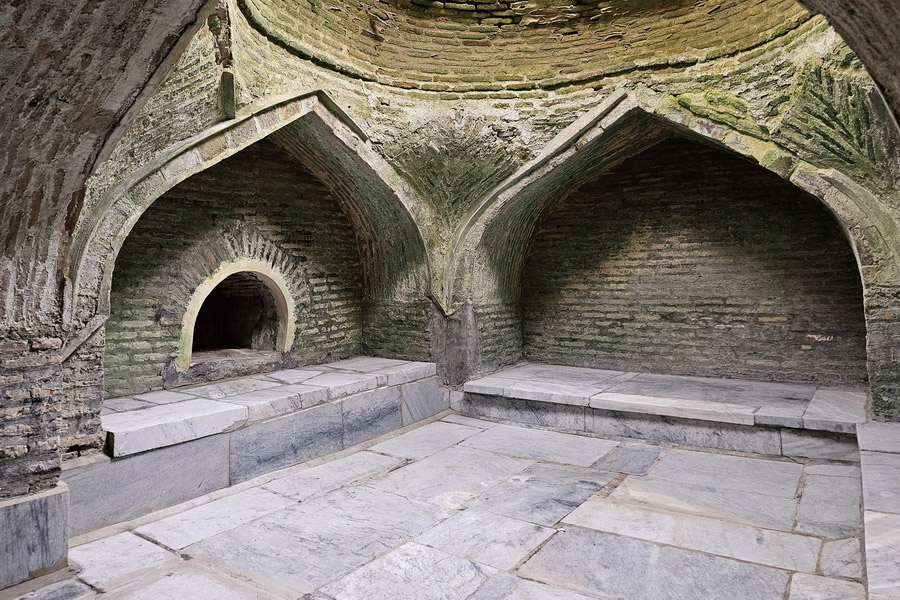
[62,357,444,535]
[461,363,868,459]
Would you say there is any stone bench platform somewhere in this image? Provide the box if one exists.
[461,363,868,460]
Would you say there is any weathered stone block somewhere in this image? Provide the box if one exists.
[401,376,446,425]
[0,484,68,589]
[342,387,402,447]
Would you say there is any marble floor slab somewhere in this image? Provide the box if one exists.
[42,415,867,600]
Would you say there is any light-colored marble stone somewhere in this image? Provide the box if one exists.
[782,430,860,462]
[69,533,175,591]
[104,398,154,412]
[864,512,900,599]
[463,395,586,431]
[754,403,807,428]
[304,372,379,399]
[469,573,518,600]
[133,390,197,404]
[520,527,790,600]
[326,357,409,372]
[379,361,437,386]
[442,414,497,428]
[321,542,495,600]
[464,377,522,396]
[803,388,868,433]
[468,463,613,526]
[607,372,816,405]
[187,378,280,399]
[795,474,861,538]
[0,485,69,589]
[503,380,595,406]
[819,538,863,579]
[609,475,799,530]
[416,509,554,570]
[369,421,481,459]
[266,369,324,384]
[263,451,401,500]
[222,385,325,422]
[461,424,616,466]
[858,421,900,454]
[506,580,598,600]
[588,408,782,454]
[63,435,230,535]
[135,487,295,550]
[861,451,900,514]
[804,463,861,478]
[590,392,756,425]
[342,386,402,447]
[651,448,803,498]
[229,401,342,483]
[102,399,247,457]
[112,570,278,600]
[369,445,532,509]
[498,364,622,384]
[593,444,661,474]
[563,499,820,572]
[13,578,93,600]
[400,376,446,425]
[788,573,866,600]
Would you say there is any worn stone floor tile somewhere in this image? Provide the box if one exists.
[593,443,661,474]
[369,421,481,459]
[861,451,900,514]
[782,430,860,462]
[802,389,868,433]
[415,509,554,570]
[519,527,790,600]
[650,448,803,497]
[865,512,900,599]
[609,475,799,530]
[467,463,614,526]
[262,451,402,501]
[788,573,866,600]
[460,424,616,466]
[321,542,495,600]
[134,487,295,550]
[795,474,861,538]
[13,579,94,600]
[441,414,497,428]
[819,538,863,579]
[266,369,325,384]
[133,390,197,404]
[857,421,900,454]
[563,498,821,572]
[368,446,533,508]
[187,378,281,399]
[69,533,176,592]
[804,463,861,478]
[505,579,599,600]
[469,573,518,600]
[105,569,285,600]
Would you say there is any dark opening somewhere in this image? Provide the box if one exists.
[192,272,279,352]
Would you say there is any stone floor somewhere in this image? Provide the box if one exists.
[19,414,866,600]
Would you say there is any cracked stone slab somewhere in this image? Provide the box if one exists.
[593,443,661,474]
[858,421,900,454]
[795,474,861,538]
[69,532,176,592]
[819,538,863,579]
[186,378,281,399]
[802,388,868,433]
[460,424,617,466]
[369,421,481,460]
[788,573,866,600]
[263,451,402,501]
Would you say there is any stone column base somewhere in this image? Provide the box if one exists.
[0,483,69,590]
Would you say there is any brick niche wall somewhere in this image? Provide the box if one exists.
[522,137,868,385]
[104,139,363,398]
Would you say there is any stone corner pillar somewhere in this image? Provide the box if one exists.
[0,482,69,590]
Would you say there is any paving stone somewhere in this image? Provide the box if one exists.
[263,451,402,500]
[858,421,900,453]
[467,463,614,526]
[102,399,247,457]
[104,398,154,412]
[804,463,861,478]
[563,498,820,572]
[135,487,295,550]
[590,392,756,425]
[400,376,446,425]
[189,486,444,593]
[369,446,532,509]
[782,430,860,462]
[519,527,790,600]
[112,570,277,600]
[321,542,494,600]
[469,573,518,600]
[224,385,325,422]
[187,378,281,399]
[609,474,799,530]
[650,448,803,498]
[506,579,598,600]
[304,372,379,399]
[819,537,863,579]
[593,443,661,474]
[229,401,342,483]
[69,533,175,592]
[341,386,402,447]
[788,573,866,599]
[795,474,861,538]
[133,390,197,404]
[442,414,497,428]
[460,424,616,466]
[369,421,481,459]
[415,509,554,570]
[266,369,325,384]
[13,578,93,600]
[861,451,900,514]
[864,511,900,599]
[803,388,868,433]
[462,394,586,430]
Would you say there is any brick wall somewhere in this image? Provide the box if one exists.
[522,137,868,384]
[104,139,364,397]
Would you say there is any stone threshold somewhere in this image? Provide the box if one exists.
[463,363,868,435]
[102,357,438,457]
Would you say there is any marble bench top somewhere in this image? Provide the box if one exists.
[102,357,436,457]
[464,363,868,434]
